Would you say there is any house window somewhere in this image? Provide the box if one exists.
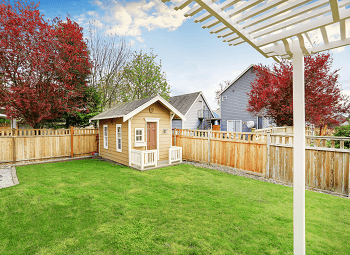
[222,95,227,101]
[116,124,122,152]
[135,128,144,143]
[103,125,108,149]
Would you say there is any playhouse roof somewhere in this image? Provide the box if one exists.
[90,95,186,122]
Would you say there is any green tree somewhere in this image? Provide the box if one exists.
[121,50,171,102]
[43,86,101,128]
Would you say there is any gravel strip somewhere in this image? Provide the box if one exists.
[184,161,348,199]
[0,166,16,189]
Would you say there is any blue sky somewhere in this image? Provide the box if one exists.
[36,0,350,110]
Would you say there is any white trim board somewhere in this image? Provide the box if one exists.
[123,96,186,122]
[90,96,186,122]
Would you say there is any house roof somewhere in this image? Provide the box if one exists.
[169,91,215,118]
[218,65,254,96]
[90,95,186,122]
[169,92,201,116]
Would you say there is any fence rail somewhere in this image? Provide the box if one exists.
[0,128,98,164]
[173,128,350,196]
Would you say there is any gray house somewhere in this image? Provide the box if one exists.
[169,91,216,130]
[219,65,273,132]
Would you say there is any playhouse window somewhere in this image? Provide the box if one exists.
[116,124,122,152]
[135,128,144,143]
[103,125,108,149]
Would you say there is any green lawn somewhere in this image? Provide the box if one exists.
[0,159,349,254]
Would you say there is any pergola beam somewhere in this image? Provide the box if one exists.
[242,0,312,29]
[217,0,241,11]
[227,0,265,18]
[184,5,203,17]
[194,0,270,58]
[174,0,193,10]
[329,0,340,21]
[320,27,329,44]
[234,0,288,24]
[247,0,330,35]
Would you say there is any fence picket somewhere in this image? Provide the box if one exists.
[0,128,98,164]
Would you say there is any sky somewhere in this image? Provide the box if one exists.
[35,0,350,111]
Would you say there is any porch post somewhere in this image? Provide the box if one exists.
[293,51,305,255]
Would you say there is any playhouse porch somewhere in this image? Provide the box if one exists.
[130,146,182,171]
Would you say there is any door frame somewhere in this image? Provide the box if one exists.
[145,118,160,160]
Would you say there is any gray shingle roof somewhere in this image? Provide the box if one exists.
[168,92,201,116]
[91,96,156,120]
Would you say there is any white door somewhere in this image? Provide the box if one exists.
[227,120,234,131]
[234,120,242,132]
[227,120,242,132]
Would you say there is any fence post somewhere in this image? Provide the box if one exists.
[208,130,211,165]
[174,128,177,146]
[266,132,271,179]
[12,128,16,163]
[71,126,74,158]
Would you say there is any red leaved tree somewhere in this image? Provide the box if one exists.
[247,53,350,132]
[0,1,92,128]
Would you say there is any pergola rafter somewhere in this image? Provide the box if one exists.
[163,0,350,61]
[161,1,350,254]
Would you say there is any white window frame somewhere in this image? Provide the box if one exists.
[116,124,122,152]
[135,128,144,143]
[103,125,108,149]
[134,128,146,147]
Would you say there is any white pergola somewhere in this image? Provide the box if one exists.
[162,0,350,254]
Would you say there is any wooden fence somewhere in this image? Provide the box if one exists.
[174,129,268,174]
[0,123,11,129]
[0,127,98,164]
[173,128,350,196]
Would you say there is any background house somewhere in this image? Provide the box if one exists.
[169,91,217,130]
[219,65,273,132]
[90,95,185,170]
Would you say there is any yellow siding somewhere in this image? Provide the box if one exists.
[99,101,173,165]
[99,118,129,166]
[131,101,172,161]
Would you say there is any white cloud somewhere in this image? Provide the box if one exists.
[136,37,145,42]
[90,0,190,38]
[128,39,135,47]
[87,11,99,17]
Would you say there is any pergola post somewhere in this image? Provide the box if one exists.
[292,50,306,255]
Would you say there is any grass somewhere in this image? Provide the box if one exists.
[0,159,349,254]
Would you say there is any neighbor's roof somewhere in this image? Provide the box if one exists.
[169,92,201,116]
[169,91,215,118]
[219,65,254,96]
[90,95,186,122]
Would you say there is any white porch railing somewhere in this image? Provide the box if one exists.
[169,146,182,164]
[131,149,157,170]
